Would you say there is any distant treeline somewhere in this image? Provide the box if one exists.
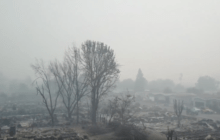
[116,71,220,94]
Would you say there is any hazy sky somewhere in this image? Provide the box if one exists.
[1,0,220,86]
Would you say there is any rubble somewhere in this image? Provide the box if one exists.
[1,128,86,140]
[114,104,220,139]
[0,97,220,140]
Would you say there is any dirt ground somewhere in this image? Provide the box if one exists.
[146,129,167,140]
[73,126,118,140]
[73,125,167,140]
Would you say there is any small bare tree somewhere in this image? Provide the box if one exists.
[173,99,184,127]
[108,97,119,123]
[117,94,135,124]
[31,60,63,126]
[81,40,120,125]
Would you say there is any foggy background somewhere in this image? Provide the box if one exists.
[1,0,220,89]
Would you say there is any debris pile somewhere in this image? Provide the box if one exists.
[2,128,86,140]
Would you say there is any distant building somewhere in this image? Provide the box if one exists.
[148,93,171,104]
[148,92,220,112]
[193,94,220,111]
[170,93,196,107]
[148,92,195,106]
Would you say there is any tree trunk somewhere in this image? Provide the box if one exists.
[51,114,54,127]
[177,117,181,127]
[68,111,71,121]
[91,104,96,125]
[91,88,97,125]
[76,100,79,124]
[75,54,79,125]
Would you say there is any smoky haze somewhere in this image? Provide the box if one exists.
[1,0,220,87]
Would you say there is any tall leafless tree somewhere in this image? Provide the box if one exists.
[31,60,63,126]
[50,47,88,123]
[81,40,120,125]
[66,47,89,124]
[173,99,184,127]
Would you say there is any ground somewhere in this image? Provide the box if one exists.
[145,129,167,140]
[73,126,118,140]
[71,125,167,140]
[72,102,220,140]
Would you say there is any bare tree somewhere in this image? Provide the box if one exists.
[117,94,135,124]
[49,60,74,119]
[81,40,120,125]
[173,99,184,127]
[107,97,119,123]
[66,47,89,124]
[106,93,135,125]
[31,60,63,126]
[50,47,88,123]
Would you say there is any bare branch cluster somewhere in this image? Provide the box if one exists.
[50,47,89,123]
[31,60,63,126]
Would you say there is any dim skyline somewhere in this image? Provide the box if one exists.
[1,0,220,86]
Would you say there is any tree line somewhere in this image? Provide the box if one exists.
[117,72,220,94]
[31,40,120,125]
